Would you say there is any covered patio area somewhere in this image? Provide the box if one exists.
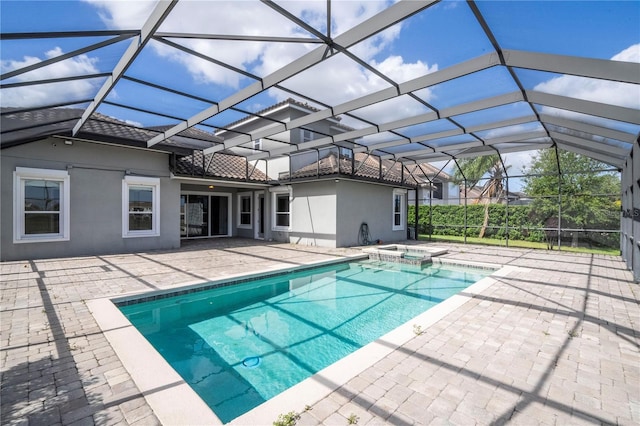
[1,239,638,425]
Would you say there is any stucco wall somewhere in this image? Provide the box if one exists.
[288,181,337,247]
[335,180,407,247]
[1,138,180,261]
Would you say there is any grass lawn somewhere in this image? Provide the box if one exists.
[420,234,621,256]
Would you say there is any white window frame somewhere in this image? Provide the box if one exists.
[252,138,262,151]
[13,167,70,243]
[301,129,313,142]
[122,176,160,238]
[269,186,292,231]
[392,188,407,231]
[237,192,252,229]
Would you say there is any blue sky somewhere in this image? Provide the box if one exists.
[1,0,639,187]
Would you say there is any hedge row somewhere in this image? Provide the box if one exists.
[407,204,618,246]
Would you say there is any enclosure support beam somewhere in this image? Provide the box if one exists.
[554,145,562,250]
[72,0,178,136]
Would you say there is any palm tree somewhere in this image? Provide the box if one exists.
[453,155,510,238]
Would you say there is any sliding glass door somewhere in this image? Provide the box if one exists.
[180,193,230,238]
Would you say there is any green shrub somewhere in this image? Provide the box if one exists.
[408,204,617,246]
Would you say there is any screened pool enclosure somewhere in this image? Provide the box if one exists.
[1,0,639,279]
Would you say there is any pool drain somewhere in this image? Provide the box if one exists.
[242,356,261,368]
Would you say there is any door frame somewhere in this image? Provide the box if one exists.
[254,191,265,240]
[180,191,232,238]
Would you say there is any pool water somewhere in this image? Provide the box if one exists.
[119,260,489,423]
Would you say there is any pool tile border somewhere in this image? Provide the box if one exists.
[112,254,369,307]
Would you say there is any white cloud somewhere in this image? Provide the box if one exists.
[123,119,143,127]
[81,0,156,29]
[612,43,640,63]
[1,47,100,107]
[373,55,438,87]
[503,151,536,176]
[534,43,640,109]
[83,0,438,114]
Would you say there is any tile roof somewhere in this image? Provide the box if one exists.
[173,150,268,182]
[1,108,221,153]
[282,151,420,186]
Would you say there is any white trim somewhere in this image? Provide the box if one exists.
[122,176,161,238]
[254,192,265,240]
[13,167,70,243]
[180,191,233,238]
[170,174,269,189]
[237,192,252,229]
[392,188,406,231]
[270,186,292,231]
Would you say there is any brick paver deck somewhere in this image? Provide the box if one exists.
[1,239,638,425]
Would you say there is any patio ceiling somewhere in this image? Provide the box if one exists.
[1,0,639,171]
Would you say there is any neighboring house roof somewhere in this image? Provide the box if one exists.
[1,107,222,154]
[460,185,523,204]
[404,163,453,184]
[173,150,268,182]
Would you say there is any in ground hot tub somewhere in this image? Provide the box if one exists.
[362,244,448,266]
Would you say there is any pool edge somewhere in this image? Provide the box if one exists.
[87,297,223,425]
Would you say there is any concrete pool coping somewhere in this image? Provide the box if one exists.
[88,256,523,425]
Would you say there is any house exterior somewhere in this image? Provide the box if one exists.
[405,164,459,206]
[1,108,271,261]
[1,102,418,261]
[213,98,419,247]
[215,98,352,180]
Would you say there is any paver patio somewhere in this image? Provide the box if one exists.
[1,239,638,425]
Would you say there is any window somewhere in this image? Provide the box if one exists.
[13,167,70,243]
[238,192,252,228]
[122,176,160,237]
[432,181,443,200]
[301,129,313,142]
[252,138,262,151]
[392,189,406,231]
[270,186,292,231]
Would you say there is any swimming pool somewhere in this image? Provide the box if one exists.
[117,259,490,423]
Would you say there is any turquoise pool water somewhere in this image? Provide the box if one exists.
[119,260,490,423]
